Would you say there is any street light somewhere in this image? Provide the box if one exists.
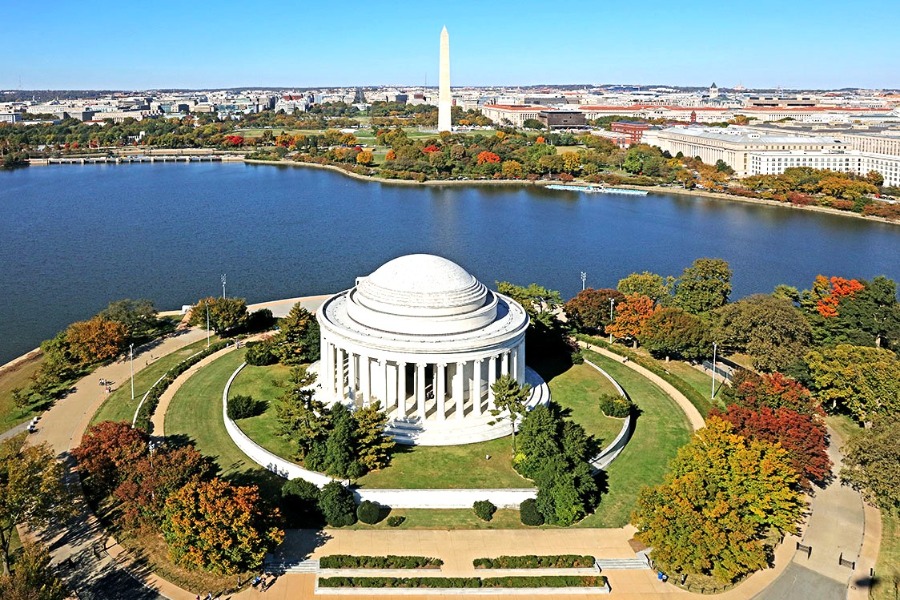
[206,303,211,349]
[609,297,615,343]
[221,273,227,299]
[711,341,718,401]
[580,272,586,291]
[129,343,135,402]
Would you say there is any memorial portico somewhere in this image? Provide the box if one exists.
[316,254,547,445]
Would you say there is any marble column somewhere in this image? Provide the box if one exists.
[335,347,345,399]
[454,361,465,419]
[382,359,389,408]
[472,358,483,416]
[487,354,498,411]
[416,363,427,420]
[436,363,447,421]
[348,352,357,401]
[516,341,526,385]
[501,351,510,377]
[398,361,407,418]
[360,354,371,406]
[319,338,330,395]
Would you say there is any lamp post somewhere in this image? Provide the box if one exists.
[129,343,135,402]
[711,341,718,401]
[580,271,586,291]
[221,273,227,299]
[609,297,615,343]
[206,303,211,349]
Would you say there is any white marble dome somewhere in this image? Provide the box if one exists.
[315,254,549,445]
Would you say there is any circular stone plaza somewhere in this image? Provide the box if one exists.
[315,254,549,445]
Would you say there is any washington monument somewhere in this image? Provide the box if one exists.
[438,26,452,132]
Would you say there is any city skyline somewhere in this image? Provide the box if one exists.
[3,0,899,90]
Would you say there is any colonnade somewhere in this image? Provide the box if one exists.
[318,338,526,422]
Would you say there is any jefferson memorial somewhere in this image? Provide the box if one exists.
[315,254,549,445]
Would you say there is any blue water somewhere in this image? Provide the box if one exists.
[1,162,897,364]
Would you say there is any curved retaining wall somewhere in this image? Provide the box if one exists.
[223,363,536,508]
[223,359,636,507]
[583,360,634,471]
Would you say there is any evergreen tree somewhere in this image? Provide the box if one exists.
[352,401,395,471]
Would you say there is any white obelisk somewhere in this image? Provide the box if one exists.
[438,26,452,133]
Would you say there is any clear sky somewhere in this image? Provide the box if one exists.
[2,0,898,90]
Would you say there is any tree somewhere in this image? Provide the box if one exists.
[840,414,900,513]
[823,276,900,350]
[189,296,248,334]
[674,258,732,314]
[805,344,900,422]
[722,370,821,417]
[321,403,362,480]
[318,481,357,527]
[352,401,394,471]
[355,150,374,165]
[113,443,218,528]
[0,441,74,574]
[606,294,657,346]
[496,282,562,330]
[65,316,128,364]
[715,295,812,372]
[501,160,523,178]
[617,271,674,305]
[522,119,545,130]
[162,478,283,575]
[72,421,149,495]
[276,366,327,460]
[711,404,831,489]
[0,540,68,600]
[271,303,320,365]
[632,418,805,583]
[489,375,532,454]
[563,288,624,333]
[99,299,159,342]
[637,307,708,360]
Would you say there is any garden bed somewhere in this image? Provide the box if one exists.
[473,555,595,569]
[320,555,442,569]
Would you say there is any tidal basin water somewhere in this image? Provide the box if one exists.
[1,162,898,364]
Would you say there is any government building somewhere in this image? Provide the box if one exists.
[315,254,548,446]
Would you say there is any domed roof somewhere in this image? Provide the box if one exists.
[347,254,496,335]
[364,254,477,297]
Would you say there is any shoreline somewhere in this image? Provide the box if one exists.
[245,158,898,226]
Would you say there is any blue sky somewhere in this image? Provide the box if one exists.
[2,0,898,90]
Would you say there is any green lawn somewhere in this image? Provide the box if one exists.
[230,363,297,463]
[344,508,524,530]
[165,349,257,476]
[91,336,219,425]
[0,354,44,431]
[358,437,531,489]
[541,362,624,446]
[874,512,900,600]
[656,359,725,407]
[575,350,692,528]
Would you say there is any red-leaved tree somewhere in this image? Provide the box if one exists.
[72,421,148,495]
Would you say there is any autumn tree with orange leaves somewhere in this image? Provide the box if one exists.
[162,478,284,574]
[476,151,501,165]
[72,421,148,495]
[606,294,658,346]
[65,316,127,364]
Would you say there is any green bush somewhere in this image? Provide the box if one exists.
[473,555,595,569]
[387,515,405,527]
[356,500,382,525]
[245,340,277,366]
[281,478,321,524]
[319,555,443,569]
[318,481,357,527]
[598,393,633,418]
[519,498,544,526]
[473,500,497,522]
[246,308,275,332]
[227,394,266,420]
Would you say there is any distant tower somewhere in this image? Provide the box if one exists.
[709,82,719,99]
[438,26,452,132]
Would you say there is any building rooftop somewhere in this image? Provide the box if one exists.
[658,126,844,145]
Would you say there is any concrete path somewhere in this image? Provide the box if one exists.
[579,341,705,430]
[248,294,332,318]
[22,328,207,600]
[0,420,29,443]
[752,426,868,600]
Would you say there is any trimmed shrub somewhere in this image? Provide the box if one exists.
[318,481,357,527]
[387,515,405,527]
[245,340,278,366]
[473,500,497,522]
[519,498,544,526]
[227,394,266,420]
[320,555,443,569]
[473,555,595,569]
[598,393,633,418]
[356,500,382,525]
[318,575,608,588]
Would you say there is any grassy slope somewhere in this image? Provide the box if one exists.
[543,361,625,445]
[91,336,218,425]
[0,355,44,431]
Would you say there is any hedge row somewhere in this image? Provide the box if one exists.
[319,575,608,588]
[575,334,712,416]
[319,555,443,569]
[473,555,596,569]
[133,340,231,430]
